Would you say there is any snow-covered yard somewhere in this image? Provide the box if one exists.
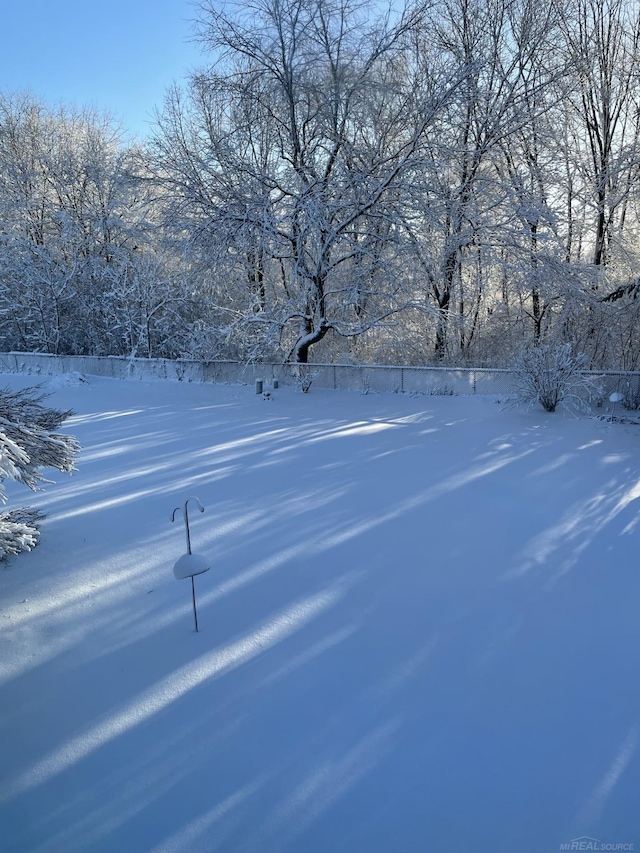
[1,372,639,852]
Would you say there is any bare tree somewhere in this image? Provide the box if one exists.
[0,93,147,355]
[558,0,640,268]
[151,0,465,363]
[399,0,564,359]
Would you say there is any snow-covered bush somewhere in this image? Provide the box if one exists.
[621,378,640,411]
[0,385,81,558]
[291,365,318,393]
[510,342,597,413]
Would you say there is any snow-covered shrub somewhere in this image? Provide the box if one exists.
[510,342,597,413]
[292,365,318,393]
[621,378,640,411]
[0,385,80,559]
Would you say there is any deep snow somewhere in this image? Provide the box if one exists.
[1,371,639,853]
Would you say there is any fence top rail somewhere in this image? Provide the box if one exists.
[582,369,640,377]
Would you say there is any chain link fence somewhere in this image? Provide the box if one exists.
[2,352,639,411]
[276,363,518,396]
[586,370,640,411]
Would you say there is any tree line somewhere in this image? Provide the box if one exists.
[1,0,640,368]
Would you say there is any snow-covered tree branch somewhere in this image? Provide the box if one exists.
[0,385,80,558]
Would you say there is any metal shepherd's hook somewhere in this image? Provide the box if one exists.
[171,497,206,631]
[171,497,204,556]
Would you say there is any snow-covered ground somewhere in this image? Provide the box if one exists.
[1,371,639,853]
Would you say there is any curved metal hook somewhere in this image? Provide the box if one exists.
[171,496,204,555]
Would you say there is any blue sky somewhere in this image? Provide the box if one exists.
[3,0,204,138]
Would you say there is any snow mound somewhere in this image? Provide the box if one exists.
[44,371,88,390]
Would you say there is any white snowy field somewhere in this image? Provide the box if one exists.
[1,371,639,853]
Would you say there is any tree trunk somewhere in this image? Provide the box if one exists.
[292,318,330,363]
